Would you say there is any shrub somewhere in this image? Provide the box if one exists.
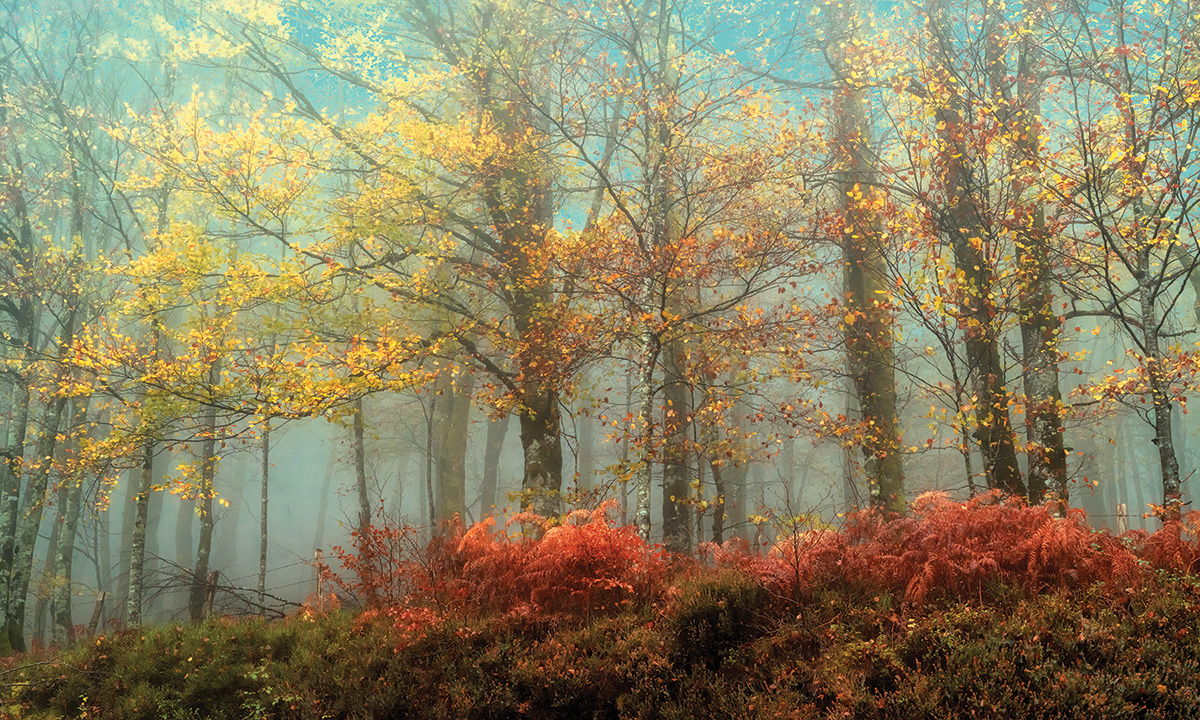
[708,491,1146,609]
[322,501,668,625]
[456,503,669,617]
[664,568,772,669]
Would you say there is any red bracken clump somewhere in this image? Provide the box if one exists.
[321,492,1200,627]
[453,501,669,617]
[706,490,1145,609]
[1132,511,1200,574]
[322,500,667,625]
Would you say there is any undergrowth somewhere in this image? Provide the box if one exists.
[8,492,1200,719]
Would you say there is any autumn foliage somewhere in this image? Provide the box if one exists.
[323,501,669,622]
[319,492,1200,635]
[20,498,1200,719]
[707,491,1150,609]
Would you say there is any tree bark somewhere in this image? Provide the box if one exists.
[516,387,563,518]
[188,366,220,622]
[258,420,270,609]
[635,336,659,540]
[52,469,84,644]
[351,398,371,533]
[1138,254,1183,520]
[661,344,692,553]
[575,409,594,497]
[925,6,1025,497]
[827,0,906,512]
[479,414,510,513]
[125,443,154,628]
[1011,35,1067,505]
[709,458,726,544]
[434,375,472,523]
[6,390,71,652]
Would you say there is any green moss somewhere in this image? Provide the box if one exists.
[8,579,1200,719]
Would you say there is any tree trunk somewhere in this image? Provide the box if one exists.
[188,377,220,622]
[828,0,906,513]
[1012,37,1067,505]
[258,420,270,609]
[635,336,658,540]
[174,493,194,572]
[125,444,154,628]
[34,490,66,648]
[351,398,371,533]
[52,469,84,644]
[313,449,335,552]
[938,130,1024,495]
[517,387,563,518]
[433,375,472,523]
[6,390,71,651]
[1139,252,1183,521]
[576,409,594,498]
[730,460,750,541]
[709,458,726,544]
[661,343,692,553]
[479,414,510,513]
[927,0,1025,498]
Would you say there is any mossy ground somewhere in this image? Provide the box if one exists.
[5,571,1200,720]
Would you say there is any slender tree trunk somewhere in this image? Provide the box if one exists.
[0,381,31,652]
[424,396,436,529]
[313,449,335,552]
[433,376,472,523]
[351,398,370,533]
[95,504,110,595]
[52,470,84,644]
[125,443,154,628]
[1012,38,1067,506]
[927,1,1025,498]
[6,391,71,651]
[480,415,510,513]
[828,0,906,513]
[1139,256,1183,521]
[258,420,270,609]
[731,460,750,541]
[174,494,194,572]
[710,458,726,544]
[635,337,659,540]
[781,436,797,509]
[34,491,65,648]
[576,410,594,497]
[188,372,220,622]
[661,344,692,553]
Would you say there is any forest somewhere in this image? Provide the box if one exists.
[6,0,1200,716]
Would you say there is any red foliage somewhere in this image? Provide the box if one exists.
[1136,512,1200,574]
[321,501,668,625]
[321,492,1200,629]
[321,517,433,610]
[707,491,1145,608]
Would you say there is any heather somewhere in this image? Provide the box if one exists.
[7,496,1200,719]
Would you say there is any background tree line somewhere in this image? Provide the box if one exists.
[2,0,1200,652]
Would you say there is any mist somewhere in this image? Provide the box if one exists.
[2,0,1199,656]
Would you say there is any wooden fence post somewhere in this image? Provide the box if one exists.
[88,591,106,634]
[203,570,219,618]
[314,549,325,612]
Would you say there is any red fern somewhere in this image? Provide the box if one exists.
[708,491,1145,608]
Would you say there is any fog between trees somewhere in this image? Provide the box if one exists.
[2,0,1199,652]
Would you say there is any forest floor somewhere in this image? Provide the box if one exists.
[6,492,1200,719]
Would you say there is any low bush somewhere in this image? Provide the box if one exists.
[708,491,1148,609]
[12,499,1200,718]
